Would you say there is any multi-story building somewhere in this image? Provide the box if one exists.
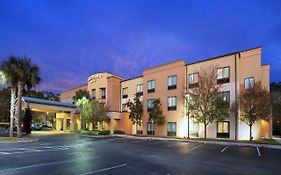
[60,47,271,140]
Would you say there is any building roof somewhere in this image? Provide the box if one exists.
[187,46,262,66]
[22,97,76,108]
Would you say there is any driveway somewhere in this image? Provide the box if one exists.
[0,133,280,175]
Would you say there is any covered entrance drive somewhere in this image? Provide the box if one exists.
[20,97,80,132]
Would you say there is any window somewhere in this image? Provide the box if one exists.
[220,91,230,103]
[147,80,155,93]
[101,88,106,99]
[147,99,154,111]
[122,103,127,112]
[137,124,143,134]
[217,121,230,138]
[167,122,176,136]
[136,84,143,96]
[244,77,255,89]
[122,87,128,99]
[217,67,230,84]
[168,75,177,90]
[188,73,199,88]
[168,96,177,111]
[92,89,96,100]
[147,122,154,135]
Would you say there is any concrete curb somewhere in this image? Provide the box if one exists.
[0,138,39,143]
[114,134,281,149]
[79,134,114,138]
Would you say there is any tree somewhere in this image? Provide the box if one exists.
[270,82,281,135]
[22,107,32,134]
[235,85,271,141]
[75,97,92,130]
[124,94,143,131]
[187,65,230,138]
[13,57,41,137]
[148,98,165,125]
[0,88,10,122]
[1,56,20,137]
[92,101,108,129]
[73,90,90,102]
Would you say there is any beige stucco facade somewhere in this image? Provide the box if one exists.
[60,47,271,140]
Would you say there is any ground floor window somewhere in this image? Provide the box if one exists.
[167,122,176,136]
[147,122,154,135]
[217,121,230,138]
[137,123,143,134]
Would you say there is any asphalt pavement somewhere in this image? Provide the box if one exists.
[0,132,281,175]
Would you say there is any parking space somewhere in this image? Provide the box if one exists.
[0,134,280,175]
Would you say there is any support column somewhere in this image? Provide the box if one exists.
[70,111,74,131]
[63,117,67,131]
[110,117,114,135]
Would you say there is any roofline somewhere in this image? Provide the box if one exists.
[121,75,143,82]
[187,46,262,66]
[22,97,77,108]
[87,71,124,80]
[60,84,88,94]
[144,59,186,72]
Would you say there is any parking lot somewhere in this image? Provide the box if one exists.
[0,133,280,175]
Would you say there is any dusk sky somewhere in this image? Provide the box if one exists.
[0,0,280,94]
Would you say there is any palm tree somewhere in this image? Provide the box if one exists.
[0,56,19,137]
[14,57,41,137]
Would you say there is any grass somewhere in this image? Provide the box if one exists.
[0,137,34,142]
[132,134,280,145]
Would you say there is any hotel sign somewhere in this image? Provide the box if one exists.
[88,73,102,83]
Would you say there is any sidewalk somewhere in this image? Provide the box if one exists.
[115,134,281,150]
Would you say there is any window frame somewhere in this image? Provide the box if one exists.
[136,84,143,96]
[147,80,155,93]
[147,99,154,112]
[188,73,199,88]
[244,77,255,90]
[122,87,128,99]
[217,66,230,84]
[147,122,155,135]
[217,121,230,138]
[168,75,177,90]
[167,96,177,111]
[167,122,177,136]
[100,88,106,99]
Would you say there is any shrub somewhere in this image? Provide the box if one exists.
[114,130,125,134]
[99,130,110,135]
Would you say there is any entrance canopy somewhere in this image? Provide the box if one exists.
[21,97,77,113]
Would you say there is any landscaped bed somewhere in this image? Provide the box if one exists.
[0,137,35,142]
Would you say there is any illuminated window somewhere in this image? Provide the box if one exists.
[147,80,155,93]
[168,75,177,90]
[217,67,230,84]
[168,96,177,111]
[244,77,255,89]
[217,121,230,138]
[167,122,176,136]
[220,91,230,103]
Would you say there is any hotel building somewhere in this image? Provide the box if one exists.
[60,47,271,140]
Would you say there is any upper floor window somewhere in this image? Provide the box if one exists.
[217,67,230,84]
[92,89,96,100]
[122,87,128,99]
[136,84,143,96]
[147,80,155,93]
[168,75,177,90]
[244,77,255,89]
[220,91,230,103]
[168,96,177,111]
[147,99,154,111]
[188,73,199,88]
[100,88,106,99]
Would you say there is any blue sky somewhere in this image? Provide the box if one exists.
[0,0,280,93]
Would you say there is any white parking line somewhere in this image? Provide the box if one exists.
[256,147,261,157]
[0,156,99,173]
[189,143,205,152]
[167,142,179,148]
[221,145,229,153]
[0,151,12,155]
[80,163,127,175]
